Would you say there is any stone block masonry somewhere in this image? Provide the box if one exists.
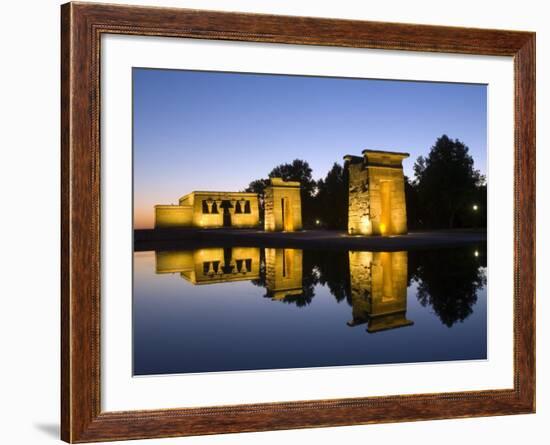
[344,149,409,236]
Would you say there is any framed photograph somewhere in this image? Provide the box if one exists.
[61,2,535,442]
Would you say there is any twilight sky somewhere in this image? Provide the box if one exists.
[133,68,487,229]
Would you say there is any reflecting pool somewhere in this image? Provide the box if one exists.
[133,245,487,375]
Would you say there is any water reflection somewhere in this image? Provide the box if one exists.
[409,248,487,327]
[348,251,412,333]
[156,247,260,284]
[135,244,486,374]
[152,246,486,330]
[265,248,303,300]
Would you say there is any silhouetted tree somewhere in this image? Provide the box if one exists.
[460,182,487,228]
[404,175,422,229]
[244,178,270,223]
[268,159,316,196]
[308,249,350,302]
[315,163,348,230]
[413,135,483,229]
[278,287,315,307]
[410,247,486,327]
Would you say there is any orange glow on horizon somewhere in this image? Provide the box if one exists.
[134,206,155,230]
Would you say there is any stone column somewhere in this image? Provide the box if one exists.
[205,199,214,214]
[206,261,214,275]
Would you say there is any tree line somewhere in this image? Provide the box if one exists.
[245,134,486,230]
[251,246,486,327]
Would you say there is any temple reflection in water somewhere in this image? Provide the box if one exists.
[154,246,413,333]
[135,245,486,374]
[348,251,412,333]
[155,247,260,284]
[265,248,303,300]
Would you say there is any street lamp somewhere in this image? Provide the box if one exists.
[472,204,480,227]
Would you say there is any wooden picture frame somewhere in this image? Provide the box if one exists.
[61,2,535,442]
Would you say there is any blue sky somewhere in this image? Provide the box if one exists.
[133,68,486,228]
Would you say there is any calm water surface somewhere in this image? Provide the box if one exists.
[133,245,486,375]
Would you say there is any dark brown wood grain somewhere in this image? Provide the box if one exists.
[61,2,536,442]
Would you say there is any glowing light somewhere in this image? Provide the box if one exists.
[315,219,320,225]
[360,216,371,235]
[474,250,479,257]
[473,204,478,211]
[379,223,387,235]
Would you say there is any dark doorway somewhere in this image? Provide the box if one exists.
[222,247,234,274]
[281,197,293,231]
[221,201,231,227]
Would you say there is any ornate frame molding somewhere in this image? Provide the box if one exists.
[61,2,535,442]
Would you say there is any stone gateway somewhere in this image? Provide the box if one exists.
[263,178,302,232]
[344,149,409,236]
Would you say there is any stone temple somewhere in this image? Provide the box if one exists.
[154,246,304,301]
[344,149,409,236]
[154,177,302,232]
[155,191,260,229]
[154,149,409,236]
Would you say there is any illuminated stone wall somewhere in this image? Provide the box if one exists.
[264,178,302,232]
[181,191,260,229]
[154,205,193,228]
[155,247,260,284]
[265,248,303,300]
[345,150,409,236]
[348,251,413,333]
[154,191,260,229]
